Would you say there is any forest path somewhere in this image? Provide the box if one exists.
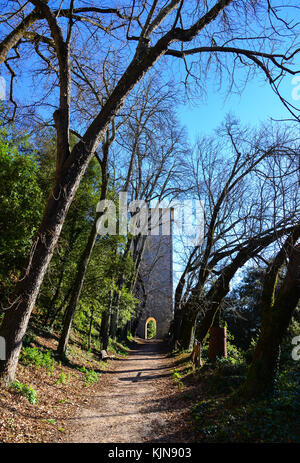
[66,339,190,443]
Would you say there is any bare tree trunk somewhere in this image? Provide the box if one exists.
[170,274,186,348]
[100,289,114,351]
[87,307,95,351]
[49,283,73,329]
[109,291,121,340]
[178,312,197,351]
[56,217,99,358]
[240,244,300,399]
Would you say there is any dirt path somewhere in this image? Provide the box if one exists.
[66,339,191,443]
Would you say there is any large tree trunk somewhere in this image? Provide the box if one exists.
[171,309,183,349]
[174,280,202,350]
[56,217,99,357]
[99,288,114,351]
[109,291,121,340]
[87,307,95,351]
[119,321,130,343]
[240,244,300,399]
[178,310,197,350]
[0,149,90,382]
[170,274,186,348]
[240,325,282,398]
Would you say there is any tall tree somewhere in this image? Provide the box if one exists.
[0,0,299,383]
[172,120,300,349]
[239,229,300,399]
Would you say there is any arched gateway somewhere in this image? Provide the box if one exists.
[145,317,157,339]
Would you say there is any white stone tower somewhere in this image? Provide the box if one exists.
[136,209,173,339]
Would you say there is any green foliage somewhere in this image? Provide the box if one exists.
[78,366,98,387]
[201,330,245,365]
[127,333,134,342]
[118,285,139,328]
[201,366,247,395]
[146,319,156,339]
[191,327,300,442]
[192,379,300,443]
[222,334,245,365]
[22,329,37,348]
[108,338,129,357]
[0,124,43,304]
[10,381,38,405]
[20,347,56,375]
[46,418,56,425]
[244,335,259,364]
[55,372,71,385]
[199,331,247,394]
[0,123,139,352]
[172,368,184,390]
[41,418,56,425]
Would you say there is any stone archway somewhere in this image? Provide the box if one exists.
[145,317,157,339]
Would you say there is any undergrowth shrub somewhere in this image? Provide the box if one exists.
[20,346,56,375]
[192,379,300,443]
[78,366,98,387]
[10,381,38,405]
[55,372,71,385]
[108,338,129,356]
[198,331,247,394]
[172,368,184,390]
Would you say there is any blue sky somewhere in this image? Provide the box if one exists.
[178,73,299,144]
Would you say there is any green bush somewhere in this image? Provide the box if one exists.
[78,366,98,387]
[192,337,300,442]
[198,331,247,394]
[225,342,245,364]
[10,381,38,405]
[244,336,259,364]
[20,346,56,374]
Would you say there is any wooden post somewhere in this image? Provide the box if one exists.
[192,340,202,367]
[208,326,227,361]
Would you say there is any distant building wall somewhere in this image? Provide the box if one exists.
[136,211,173,339]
